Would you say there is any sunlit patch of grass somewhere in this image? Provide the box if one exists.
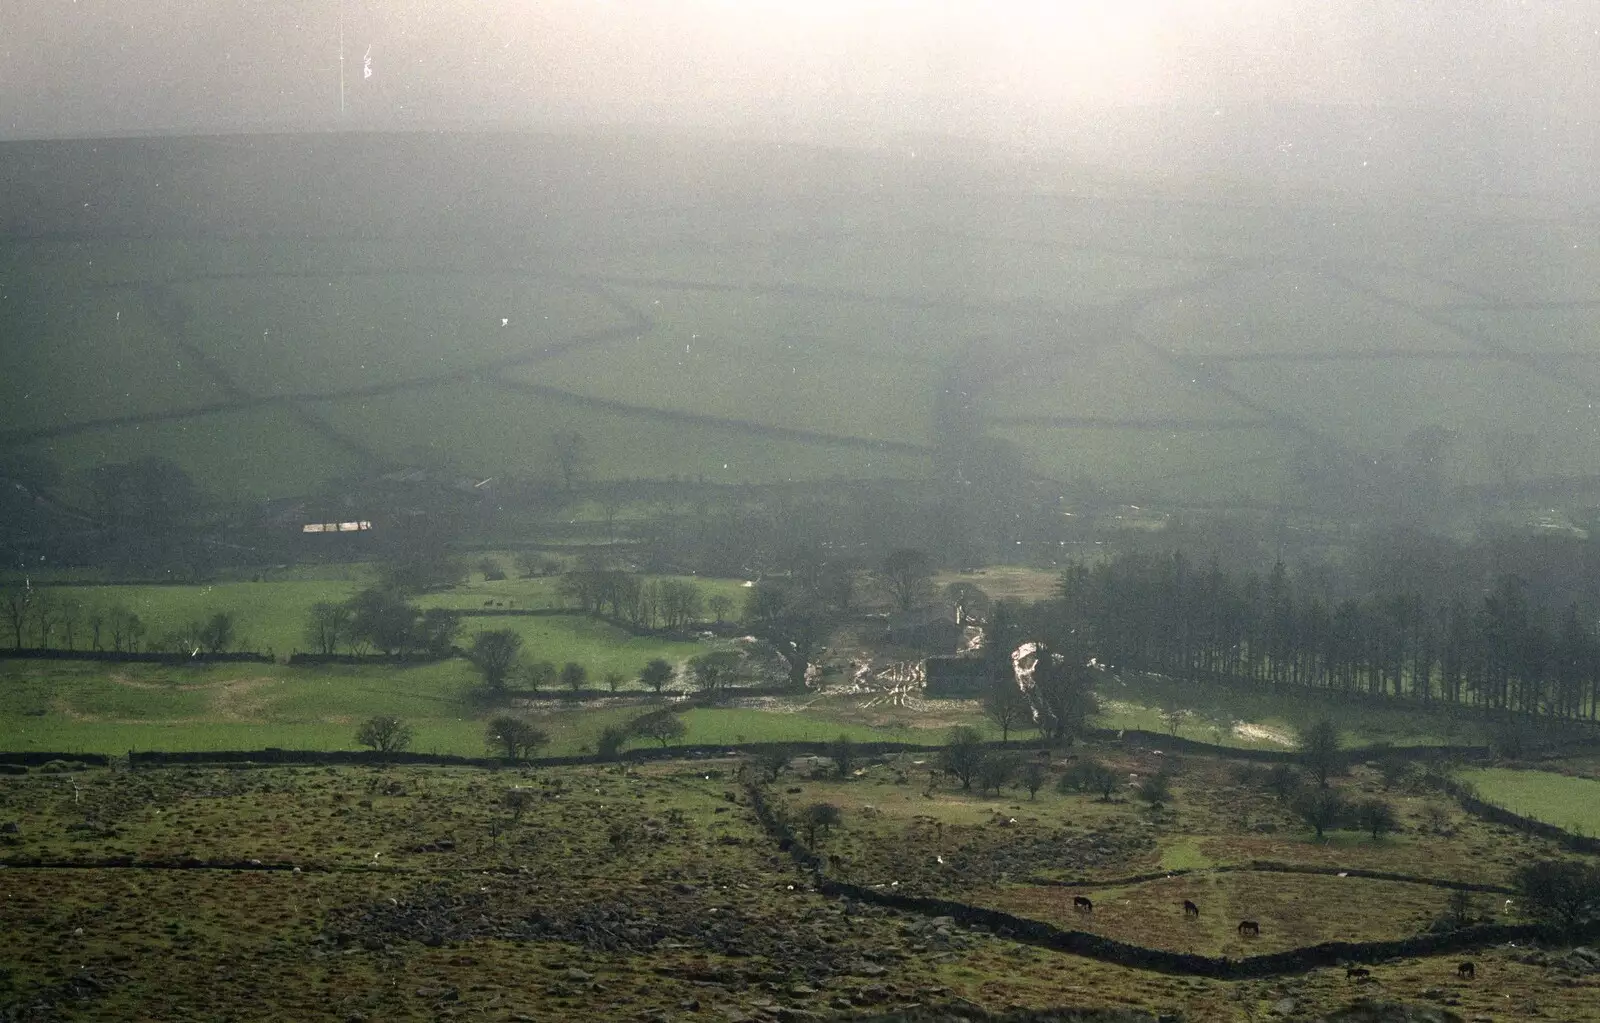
[1455,766,1600,837]
[1159,837,1213,872]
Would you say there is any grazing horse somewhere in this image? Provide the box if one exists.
[1345,965,1371,981]
[1073,896,1093,913]
[1458,961,1476,980]
[1183,900,1200,919]
[1237,920,1260,937]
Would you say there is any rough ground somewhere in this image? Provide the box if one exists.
[1,747,1597,1021]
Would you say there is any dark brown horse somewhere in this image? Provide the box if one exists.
[1073,896,1093,913]
[1182,900,1200,919]
[1458,961,1476,980]
[1345,965,1371,981]
[1237,920,1260,937]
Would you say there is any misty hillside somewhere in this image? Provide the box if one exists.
[2,129,1598,518]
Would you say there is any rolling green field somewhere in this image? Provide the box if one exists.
[5,132,1600,511]
[0,658,976,757]
[1455,766,1600,837]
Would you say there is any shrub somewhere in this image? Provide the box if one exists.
[597,724,631,760]
[829,735,856,779]
[355,714,413,754]
[802,802,843,846]
[1057,758,1117,801]
[560,662,588,692]
[1264,763,1301,801]
[753,746,792,783]
[1298,720,1342,788]
[503,787,534,821]
[1137,772,1173,808]
[521,660,557,693]
[1353,798,1398,840]
[1293,786,1348,840]
[1022,761,1046,799]
[975,752,1021,796]
[1513,859,1600,931]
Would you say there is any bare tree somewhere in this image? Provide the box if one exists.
[468,629,524,691]
[880,548,933,612]
[1299,720,1342,788]
[303,601,351,655]
[1513,860,1600,931]
[30,590,57,648]
[59,598,82,651]
[86,605,106,651]
[941,725,986,791]
[1,586,30,649]
[802,802,842,846]
[983,678,1031,742]
[630,708,686,747]
[356,715,414,754]
[552,430,588,491]
[198,611,237,654]
[485,716,549,763]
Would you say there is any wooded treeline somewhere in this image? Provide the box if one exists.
[1051,553,1600,722]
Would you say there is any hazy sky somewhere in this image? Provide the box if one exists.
[5,0,1596,140]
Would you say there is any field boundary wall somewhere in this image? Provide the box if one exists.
[0,751,110,767]
[0,648,273,665]
[1442,777,1600,855]
[1023,862,1516,895]
[12,736,1503,773]
[741,782,1595,978]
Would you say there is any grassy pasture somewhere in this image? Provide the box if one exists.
[992,422,1295,500]
[5,174,1600,517]
[1220,358,1599,477]
[1419,220,1600,303]
[177,273,627,397]
[0,287,228,433]
[1336,266,1490,307]
[25,580,359,655]
[978,337,1269,425]
[311,379,933,483]
[1132,268,1476,358]
[1455,766,1600,838]
[522,290,946,447]
[1440,306,1600,357]
[1103,671,1498,749]
[21,403,366,503]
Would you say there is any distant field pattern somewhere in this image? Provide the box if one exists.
[4,168,1600,505]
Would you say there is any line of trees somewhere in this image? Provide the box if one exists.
[559,564,729,630]
[1,584,245,654]
[302,587,459,657]
[1051,553,1600,722]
